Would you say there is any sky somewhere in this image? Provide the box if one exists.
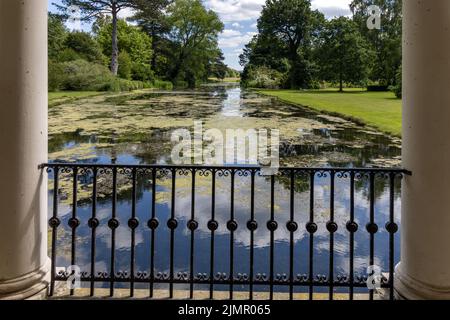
[48,0,352,70]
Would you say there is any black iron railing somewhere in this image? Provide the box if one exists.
[40,163,411,300]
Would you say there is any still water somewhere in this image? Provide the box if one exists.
[48,84,402,294]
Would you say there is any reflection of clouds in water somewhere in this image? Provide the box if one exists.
[168,175,398,249]
[315,238,349,255]
[337,256,382,275]
[79,261,108,274]
[96,207,111,220]
[97,225,144,250]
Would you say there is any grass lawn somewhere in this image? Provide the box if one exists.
[258,88,402,136]
[48,91,103,101]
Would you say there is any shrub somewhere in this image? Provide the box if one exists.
[103,78,153,92]
[152,80,173,90]
[60,59,114,91]
[57,48,81,62]
[243,66,283,89]
[64,31,105,64]
[118,51,132,80]
[131,62,154,82]
[48,60,64,91]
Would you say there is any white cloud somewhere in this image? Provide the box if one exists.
[206,0,265,22]
[312,0,352,18]
[206,0,352,23]
[219,31,257,48]
[231,22,242,28]
[221,29,242,37]
[118,7,136,19]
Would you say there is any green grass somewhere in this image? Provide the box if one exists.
[48,91,102,101]
[258,88,402,136]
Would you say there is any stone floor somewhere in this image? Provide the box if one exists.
[50,285,375,300]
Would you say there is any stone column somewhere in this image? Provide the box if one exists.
[0,0,49,299]
[396,0,450,299]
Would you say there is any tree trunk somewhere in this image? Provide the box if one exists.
[110,7,119,76]
[150,25,157,72]
[170,50,185,82]
[339,75,343,92]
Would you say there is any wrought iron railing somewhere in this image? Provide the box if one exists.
[40,163,411,300]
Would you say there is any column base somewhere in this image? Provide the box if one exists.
[395,263,450,300]
[0,258,50,300]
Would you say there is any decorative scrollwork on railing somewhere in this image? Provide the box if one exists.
[216,168,232,178]
[115,271,129,279]
[235,273,249,283]
[274,273,289,283]
[295,274,309,284]
[135,271,148,280]
[214,272,228,281]
[176,168,191,177]
[255,273,268,283]
[194,273,209,282]
[176,272,189,281]
[316,274,328,283]
[336,170,349,179]
[96,271,109,279]
[236,169,251,177]
[155,272,170,281]
[198,168,212,177]
[336,274,349,284]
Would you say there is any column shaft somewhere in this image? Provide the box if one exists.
[0,0,49,299]
[396,0,450,299]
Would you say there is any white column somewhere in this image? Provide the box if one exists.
[396,0,450,299]
[0,0,49,299]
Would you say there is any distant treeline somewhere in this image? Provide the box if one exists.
[240,0,402,97]
[49,0,239,92]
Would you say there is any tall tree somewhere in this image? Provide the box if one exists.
[48,13,68,60]
[94,17,153,81]
[56,0,140,75]
[131,0,172,73]
[208,51,227,80]
[257,0,322,88]
[316,17,372,91]
[166,0,223,85]
[350,0,402,85]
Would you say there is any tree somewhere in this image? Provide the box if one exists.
[118,51,132,79]
[94,18,153,81]
[316,17,372,91]
[48,13,68,60]
[131,0,172,73]
[208,51,227,80]
[64,31,105,64]
[350,0,402,85]
[56,0,140,75]
[257,0,323,88]
[166,0,224,85]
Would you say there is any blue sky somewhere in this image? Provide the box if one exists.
[48,0,352,70]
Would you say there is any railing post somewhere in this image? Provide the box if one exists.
[0,0,49,299]
[396,0,450,299]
